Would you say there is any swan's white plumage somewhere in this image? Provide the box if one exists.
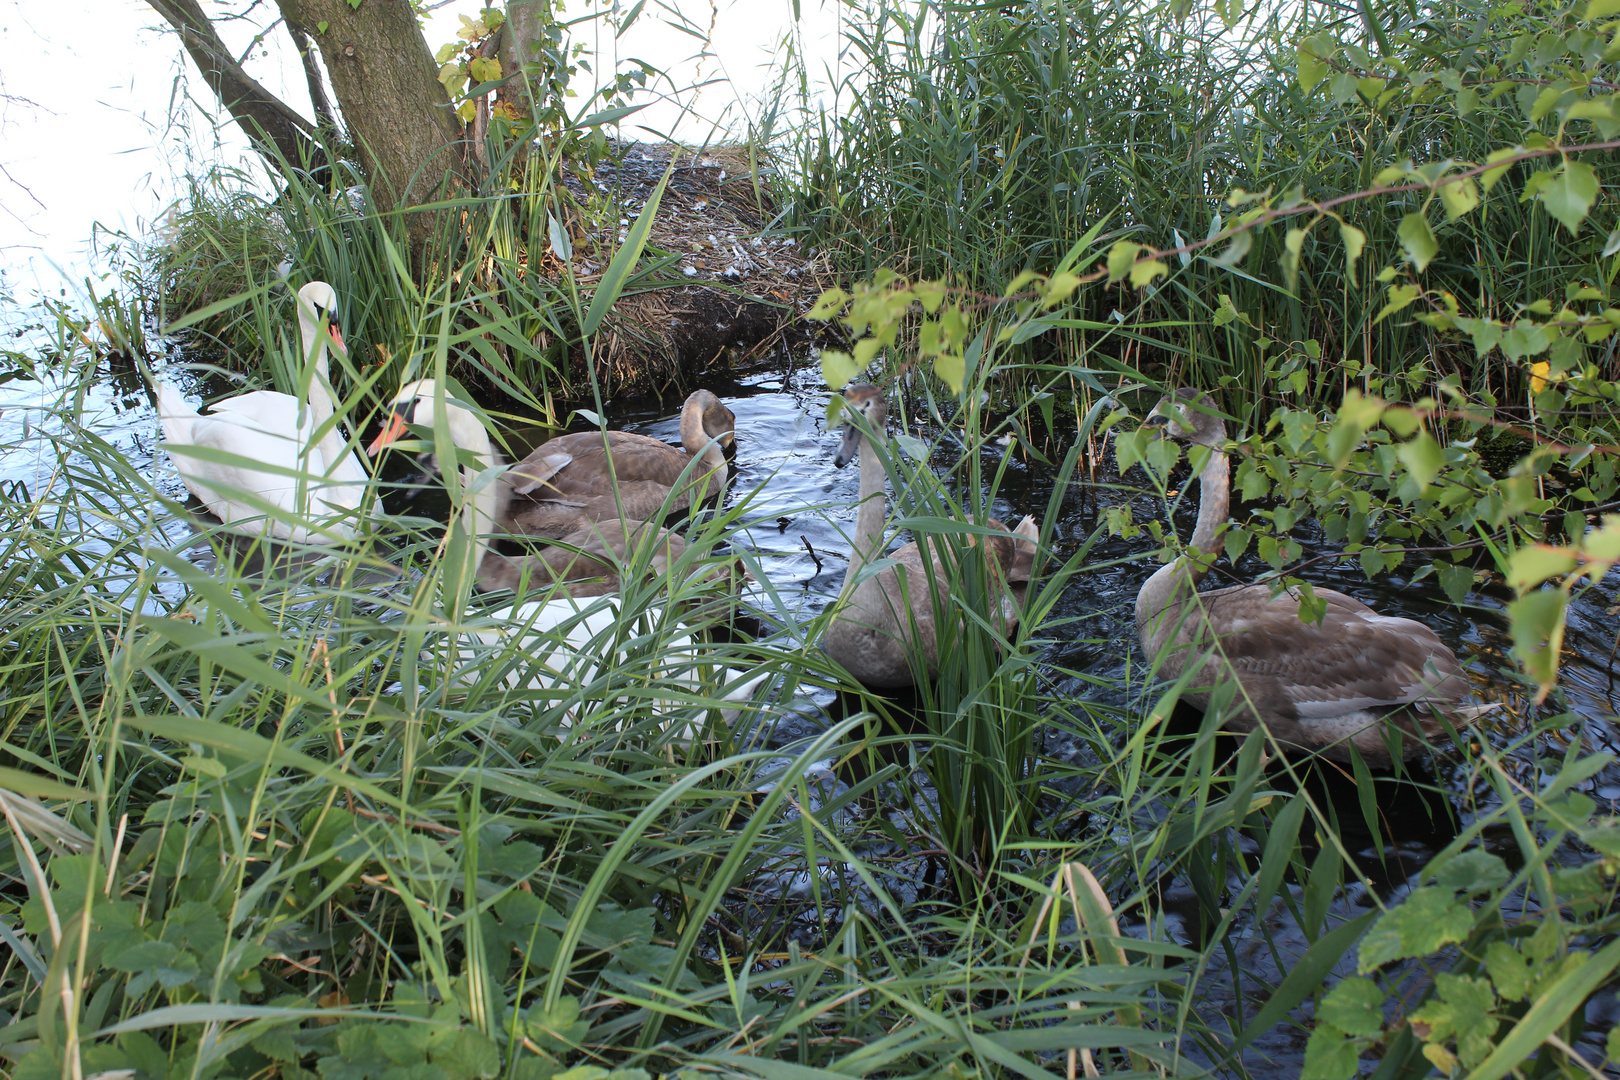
[375,379,769,735]
[157,281,368,544]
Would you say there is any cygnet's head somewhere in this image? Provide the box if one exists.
[1143,387,1226,447]
[832,383,889,468]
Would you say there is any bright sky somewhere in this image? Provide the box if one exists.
[0,0,844,307]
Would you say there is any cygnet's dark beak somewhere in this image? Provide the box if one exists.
[833,422,862,468]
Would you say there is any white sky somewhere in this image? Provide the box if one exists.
[0,0,844,306]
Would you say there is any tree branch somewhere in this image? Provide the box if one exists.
[146,0,327,176]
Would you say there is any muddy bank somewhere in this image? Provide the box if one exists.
[545,142,834,396]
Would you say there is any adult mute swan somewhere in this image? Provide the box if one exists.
[156,281,368,544]
[368,380,768,732]
[1137,387,1490,764]
[499,389,736,538]
[822,383,1039,689]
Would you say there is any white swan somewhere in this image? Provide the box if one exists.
[367,379,770,735]
[157,281,369,544]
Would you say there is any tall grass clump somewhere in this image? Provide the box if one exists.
[783,0,1606,407]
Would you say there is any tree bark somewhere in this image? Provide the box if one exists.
[274,0,465,220]
[283,14,340,137]
[147,0,326,173]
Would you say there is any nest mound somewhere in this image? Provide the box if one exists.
[549,142,831,395]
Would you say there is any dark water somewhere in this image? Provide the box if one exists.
[7,356,1619,1074]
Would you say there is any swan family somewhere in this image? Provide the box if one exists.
[155,281,1488,762]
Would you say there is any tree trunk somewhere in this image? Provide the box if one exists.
[147,0,326,174]
[274,0,465,227]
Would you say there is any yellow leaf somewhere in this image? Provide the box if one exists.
[1106,241,1140,284]
[1529,360,1551,393]
[469,57,503,83]
[1129,259,1168,288]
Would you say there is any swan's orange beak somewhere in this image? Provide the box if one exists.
[327,324,346,354]
[367,407,410,457]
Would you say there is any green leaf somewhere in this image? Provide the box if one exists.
[820,350,858,390]
[1375,282,1423,323]
[1106,241,1141,284]
[1506,544,1578,593]
[1432,849,1509,894]
[1506,588,1568,695]
[1411,974,1498,1067]
[1319,977,1385,1037]
[1438,175,1480,220]
[1481,147,1521,193]
[1129,258,1168,288]
[933,351,965,394]
[1467,937,1620,1080]
[1591,0,1620,16]
[1357,887,1473,971]
[1396,432,1444,492]
[807,288,848,320]
[1435,561,1474,604]
[1297,41,1328,91]
[1397,212,1438,271]
[1302,1024,1364,1080]
[1537,160,1600,235]
[1339,222,1366,276]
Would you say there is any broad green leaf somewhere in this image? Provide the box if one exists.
[1591,0,1620,16]
[934,351,966,394]
[1537,160,1600,234]
[807,288,848,320]
[1395,432,1444,491]
[820,350,858,390]
[1435,561,1474,603]
[1397,212,1438,271]
[1302,1024,1363,1080]
[1318,977,1385,1037]
[1481,147,1521,193]
[1357,887,1473,970]
[1129,259,1168,288]
[1432,849,1509,895]
[1212,229,1252,266]
[1438,175,1479,220]
[1375,283,1423,323]
[1467,937,1620,1080]
[1455,86,1478,115]
[1506,587,1568,696]
[1381,406,1419,437]
[1106,241,1141,284]
[1339,222,1366,276]
[1297,41,1327,91]
[1507,544,1578,593]
[1410,974,1498,1068]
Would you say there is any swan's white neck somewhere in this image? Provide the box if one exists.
[1135,444,1230,644]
